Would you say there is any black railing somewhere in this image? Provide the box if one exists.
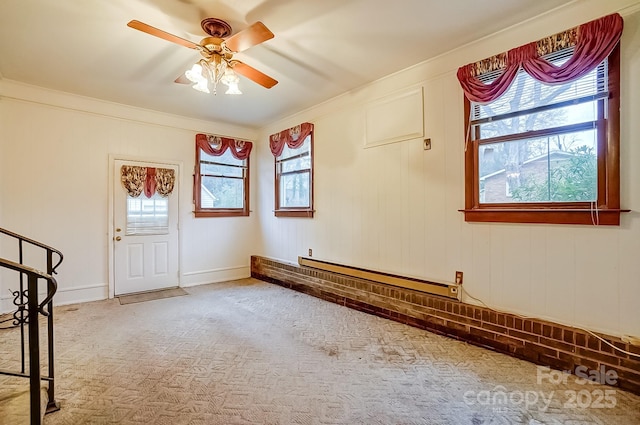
[0,227,62,424]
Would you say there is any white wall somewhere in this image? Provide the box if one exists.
[256,0,640,339]
[0,80,260,311]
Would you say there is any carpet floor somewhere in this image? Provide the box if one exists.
[1,278,639,424]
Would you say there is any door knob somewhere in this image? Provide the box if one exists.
[114,236,122,241]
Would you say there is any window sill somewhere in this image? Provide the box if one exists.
[194,210,249,218]
[274,209,315,218]
[459,208,629,226]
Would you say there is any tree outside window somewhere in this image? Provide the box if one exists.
[458,14,622,225]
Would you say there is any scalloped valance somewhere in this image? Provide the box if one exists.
[269,122,314,157]
[121,166,175,198]
[457,13,623,104]
[195,133,252,160]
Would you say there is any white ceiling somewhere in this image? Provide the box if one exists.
[0,0,574,128]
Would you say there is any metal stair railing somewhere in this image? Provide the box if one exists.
[0,227,63,425]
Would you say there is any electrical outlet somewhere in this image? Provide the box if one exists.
[308,248,313,257]
[455,271,463,285]
[423,138,432,150]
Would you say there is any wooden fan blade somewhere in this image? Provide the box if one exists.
[230,61,278,88]
[127,20,200,50]
[224,22,274,53]
[174,73,191,84]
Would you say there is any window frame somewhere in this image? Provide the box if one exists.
[461,45,621,225]
[194,146,250,218]
[274,132,314,218]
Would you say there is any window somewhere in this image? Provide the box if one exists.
[120,165,176,232]
[127,192,169,235]
[194,134,252,217]
[270,123,314,217]
[459,14,623,225]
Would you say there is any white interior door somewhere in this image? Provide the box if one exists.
[114,160,179,295]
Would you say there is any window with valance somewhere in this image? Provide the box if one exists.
[120,165,176,234]
[121,165,176,198]
[269,122,314,217]
[194,133,252,217]
[458,13,624,225]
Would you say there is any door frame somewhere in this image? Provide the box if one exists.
[108,154,183,299]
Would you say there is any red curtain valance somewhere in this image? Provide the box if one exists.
[457,13,623,104]
[196,133,253,160]
[121,166,175,198]
[269,122,314,157]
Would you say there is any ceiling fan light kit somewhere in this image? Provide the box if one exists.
[185,57,241,95]
[127,18,278,96]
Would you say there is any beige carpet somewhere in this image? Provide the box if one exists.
[1,278,639,424]
[117,287,188,305]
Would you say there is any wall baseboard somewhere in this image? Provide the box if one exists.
[181,266,250,288]
[251,255,640,396]
[0,283,108,314]
[0,266,251,314]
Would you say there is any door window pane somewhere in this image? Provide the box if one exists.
[126,192,169,235]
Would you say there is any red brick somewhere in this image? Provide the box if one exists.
[508,329,540,343]
[563,330,575,344]
[540,337,576,354]
[482,310,490,322]
[614,367,640,384]
[628,344,640,356]
[586,335,600,351]
[523,320,533,333]
[446,320,470,335]
[481,322,508,334]
[532,322,543,335]
[524,341,558,358]
[619,357,640,372]
[494,334,525,348]
[514,318,523,330]
[558,352,598,370]
[506,316,514,329]
[576,347,619,366]
[538,353,573,371]
[470,326,497,341]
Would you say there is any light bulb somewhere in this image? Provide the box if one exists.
[225,81,242,95]
[185,63,205,83]
[221,68,238,85]
[192,80,210,93]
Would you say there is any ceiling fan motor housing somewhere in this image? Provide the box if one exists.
[201,18,232,38]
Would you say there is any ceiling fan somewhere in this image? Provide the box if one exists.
[127,18,278,94]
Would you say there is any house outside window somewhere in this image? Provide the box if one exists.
[194,134,252,217]
[458,13,623,225]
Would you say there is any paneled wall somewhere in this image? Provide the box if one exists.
[0,81,259,311]
[256,0,640,339]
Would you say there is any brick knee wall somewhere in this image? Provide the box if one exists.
[251,255,640,395]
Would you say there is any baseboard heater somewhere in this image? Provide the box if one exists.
[298,257,459,300]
